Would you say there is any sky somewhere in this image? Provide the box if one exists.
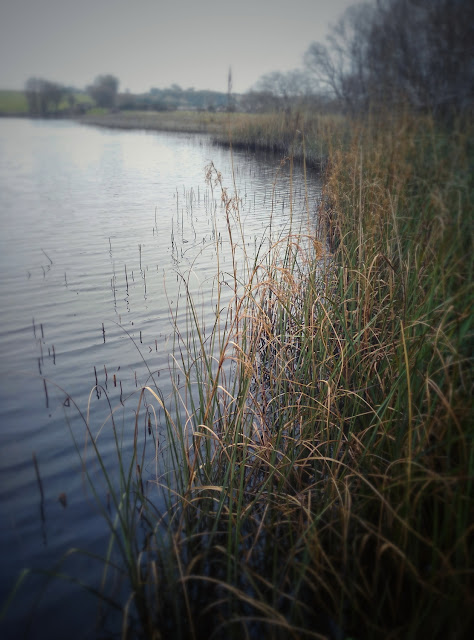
[0,0,360,94]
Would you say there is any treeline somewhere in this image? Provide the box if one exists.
[251,0,473,116]
[24,76,102,116]
[304,0,473,115]
[23,0,473,118]
[119,85,229,112]
[23,74,231,116]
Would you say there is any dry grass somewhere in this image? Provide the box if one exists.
[78,110,234,135]
[106,108,471,639]
[78,109,340,169]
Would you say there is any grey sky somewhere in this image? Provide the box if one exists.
[0,0,359,94]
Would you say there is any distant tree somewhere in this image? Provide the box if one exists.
[87,75,119,108]
[255,69,313,99]
[248,69,315,112]
[304,3,374,113]
[116,91,169,112]
[24,77,66,115]
[240,90,280,113]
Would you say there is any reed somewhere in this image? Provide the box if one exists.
[6,107,472,639]
[112,108,472,638]
[213,110,343,169]
[79,108,340,168]
[79,110,234,135]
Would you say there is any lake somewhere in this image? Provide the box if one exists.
[0,117,321,638]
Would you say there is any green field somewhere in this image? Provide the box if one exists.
[0,90,28,114]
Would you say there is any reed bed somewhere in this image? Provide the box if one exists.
[107,109,472,639]
[78,110,235,135]
[7,108,472,639]
[214,111,342,169]
[78,108,339,168]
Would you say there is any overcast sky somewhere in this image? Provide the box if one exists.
[0,0,360,94]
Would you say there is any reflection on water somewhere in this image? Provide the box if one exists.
[0,118,321,638]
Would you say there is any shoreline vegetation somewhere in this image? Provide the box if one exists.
[2,104,473,639]
[0,102,329,168]
[106,108,474,638]
[77,110,331,168]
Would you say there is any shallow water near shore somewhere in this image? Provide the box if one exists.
[0,117,321,638]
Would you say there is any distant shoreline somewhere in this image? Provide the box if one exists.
[0,110,327,168]
[0,110,224,132]
[77,110,227,135]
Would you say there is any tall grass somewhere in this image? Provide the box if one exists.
[121,109,472,638]
[214,110,343,169]
[7,108,472,639]
[80,110,241,135]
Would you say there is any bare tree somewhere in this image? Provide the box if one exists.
[255,70,313,98]
[366,0,474,112]
[251,69,315,112]
[304,0,473,114]
[304,3,375,112]
[240,90,280,113]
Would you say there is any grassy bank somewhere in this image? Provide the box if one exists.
[102,110,473,638]
[78,109,336,168]
[79,109,336,168]
[6,108,473,639]
[78,109,235,135]
[216,110,342,168]
[0,99,334,170]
